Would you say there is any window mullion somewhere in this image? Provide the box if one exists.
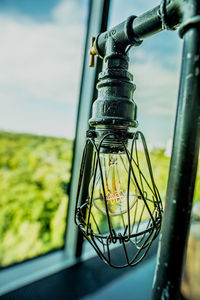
[64,0,111,259]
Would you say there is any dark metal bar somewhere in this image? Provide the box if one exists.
[152,0,200,298]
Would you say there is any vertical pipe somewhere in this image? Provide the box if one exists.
[152,1,200,299]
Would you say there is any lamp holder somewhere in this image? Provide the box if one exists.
[93,15,143,60]
[89,35,138,151]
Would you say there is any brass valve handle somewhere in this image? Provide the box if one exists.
[89,37,97,67]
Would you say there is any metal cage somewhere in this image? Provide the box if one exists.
[75,130,163,268]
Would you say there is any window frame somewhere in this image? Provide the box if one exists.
[0,0,110,295]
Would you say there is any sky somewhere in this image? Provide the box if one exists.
[0,0,88,139]
[0,0,183,147]
[108,0,183,148]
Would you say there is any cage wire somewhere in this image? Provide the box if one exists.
[75,131,163,268]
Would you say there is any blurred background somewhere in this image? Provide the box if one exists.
[0,0,199,299]
[0,0,88,267]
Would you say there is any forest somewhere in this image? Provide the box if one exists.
[0,131,199,267]
[0,131,72,267]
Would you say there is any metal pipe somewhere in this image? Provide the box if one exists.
[95,0,182,58]
[132,0,181,39]
[152,0,200,298]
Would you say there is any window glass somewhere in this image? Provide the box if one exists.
[82,0,182,257]
[0,0,88,267]
[82,0,193,241]
[108,0,183,202]
[108,0,200,204]
[109,1,200,294]
[82,1,200,263]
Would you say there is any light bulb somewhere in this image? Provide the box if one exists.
[89,152,138,216]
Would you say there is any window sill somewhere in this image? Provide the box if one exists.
[1,239,158,300]
[0,250,76,296]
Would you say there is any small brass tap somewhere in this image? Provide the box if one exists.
[89,37,97,67]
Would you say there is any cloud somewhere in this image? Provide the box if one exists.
[126,44,183,147]
[0,1,87,105]
[129,47,182,119]
[0,0,182,145]
[0,0,87,138]
[52,0,85,25]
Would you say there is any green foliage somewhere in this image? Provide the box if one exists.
[0,131,199,268]
[150,148,200,205]
[0,131,72,267]
[149,148,171,201]
[89,148,200,233]
[194,160,200,203]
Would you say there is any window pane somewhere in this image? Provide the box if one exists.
[0,0,88,267]
[108,0,199,204]
[108,0,182,201]
[82,0,182,240]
